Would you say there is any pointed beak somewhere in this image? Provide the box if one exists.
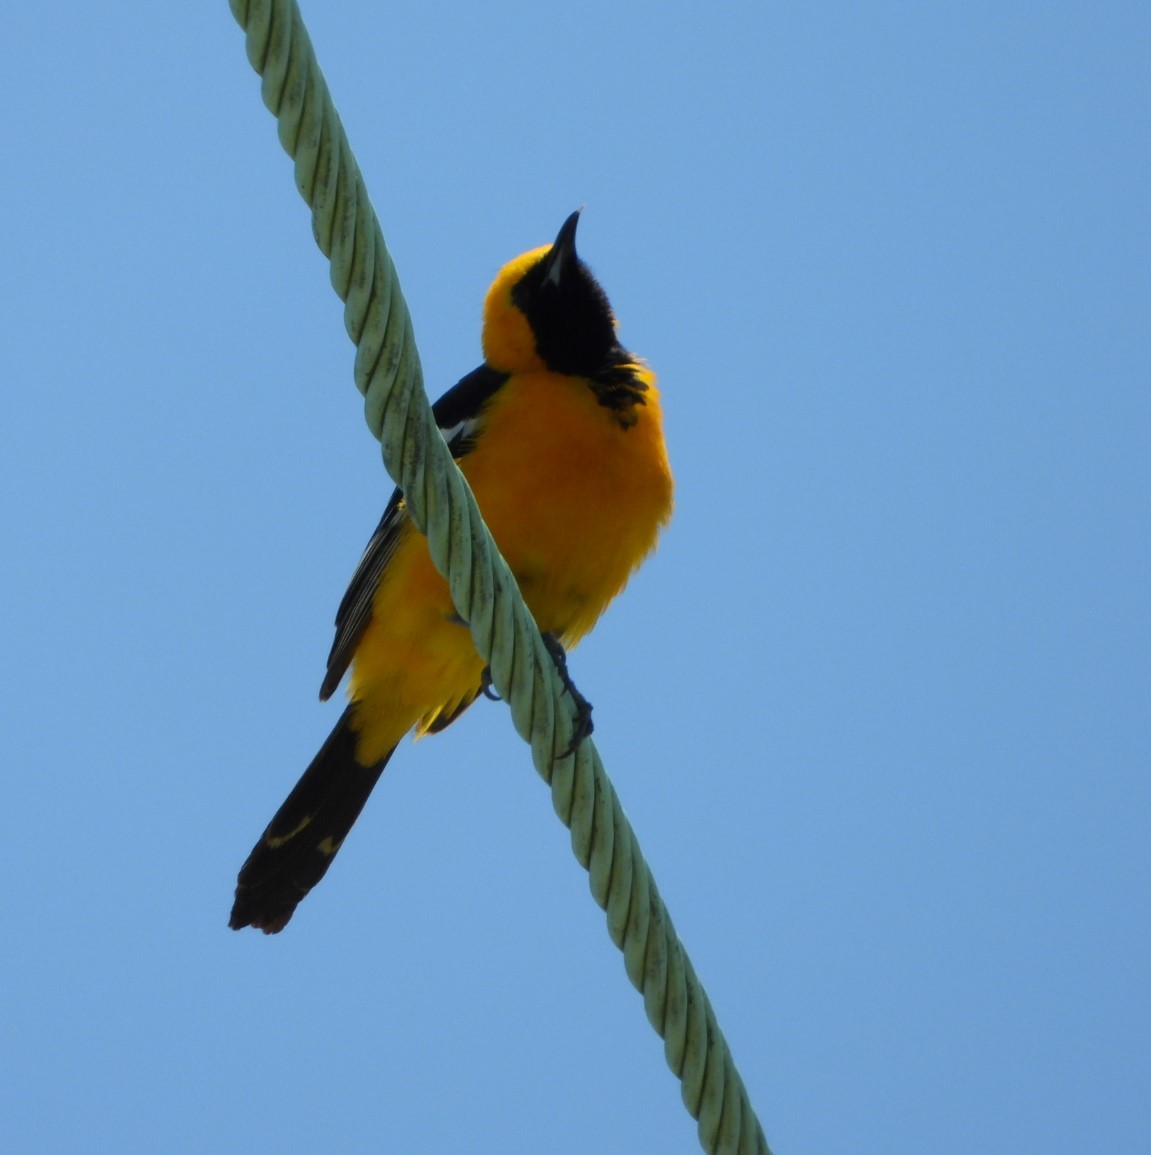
[541,209,581,287]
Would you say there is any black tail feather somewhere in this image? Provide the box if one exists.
[229,707,393,934]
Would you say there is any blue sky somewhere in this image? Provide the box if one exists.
[3,3,1148,1152]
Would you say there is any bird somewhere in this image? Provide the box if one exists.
[229,211,674,933]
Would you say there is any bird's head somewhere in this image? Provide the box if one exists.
[482,210,619,377]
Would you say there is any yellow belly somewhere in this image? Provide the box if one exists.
[347,368,673,763]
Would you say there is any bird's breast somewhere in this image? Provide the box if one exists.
[462,368,673,642]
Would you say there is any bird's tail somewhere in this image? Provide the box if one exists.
[229,706,394,934]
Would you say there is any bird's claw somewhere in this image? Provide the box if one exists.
[480,665,502,701]
[541,633,594,757]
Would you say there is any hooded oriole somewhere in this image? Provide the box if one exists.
[230,212,673,933]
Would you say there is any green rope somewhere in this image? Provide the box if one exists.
[228,4,771,1151]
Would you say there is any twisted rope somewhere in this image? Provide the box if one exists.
[228,3,770,1151]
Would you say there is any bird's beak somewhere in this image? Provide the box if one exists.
[541,209,581,287]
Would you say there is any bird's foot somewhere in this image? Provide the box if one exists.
[541,632,594,756]
[480,665,502,701]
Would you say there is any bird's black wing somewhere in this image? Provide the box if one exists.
[319,364,509,700]
[319,491,406,701]
[429,362,510,457]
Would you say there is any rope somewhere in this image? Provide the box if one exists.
[228,4,771,1151]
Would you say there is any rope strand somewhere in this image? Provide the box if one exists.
[228,4,770,1150]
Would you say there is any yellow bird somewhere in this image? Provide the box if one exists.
[230,212,673,932]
